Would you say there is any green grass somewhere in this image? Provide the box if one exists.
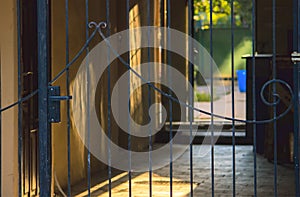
[194,91,220,102]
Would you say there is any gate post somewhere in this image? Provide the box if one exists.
[37,0,51,195]
[293,0,300,195]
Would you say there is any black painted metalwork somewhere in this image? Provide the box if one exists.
[85,0,92,196]
[188,0,194,196]
[0,90,38,113]
[147,1,153,197]
[271,0,278,195]
[209,1,215,196]
[166,1,173,197]
[230,1,236,196]
[126,1,132,197]
[1,0,298,196]
[65,0,71,195]
[17,0,22,194]
[251,0,257,195]
[293,0,300,196]
[48,86,61,123]
[37,0,51,195]
[8,5,298,123]
[105,1,112,197]
[0,45,2,196]
[48,86,72,123]
[91,21,294,126]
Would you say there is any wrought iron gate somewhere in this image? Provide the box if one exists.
[1,0,300,196]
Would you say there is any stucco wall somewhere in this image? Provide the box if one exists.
[51,0,110,190]
[51,0,162,192]
[0,0,19,196]
[128,0,161,150]
[160,0,189,122]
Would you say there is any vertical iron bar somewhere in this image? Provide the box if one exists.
[230,0,236,196]
[188,0,194,196]
[209,0,215,196]
[169,102,173,197]
[294,0,300,195]
[293,56,300,196]
[167,0,173,196]
[251,0,257,196]
[0,46,2,196]
[37,0,51,195]
[272,0,278,195]
[147,1,152,196]
[17,0,23,195]
[106,0,112,196]
[65,0,71,195]
[126,1,132,196]
[85,0,91,196]
[298,0,300,194]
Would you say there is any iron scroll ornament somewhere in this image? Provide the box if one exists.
[71,23,226,171]
[69,22,295,171]
[87,21,294,125]
[0,22,293,125]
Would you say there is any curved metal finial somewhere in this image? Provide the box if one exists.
[88,21,107,30]
[88,21,108,40]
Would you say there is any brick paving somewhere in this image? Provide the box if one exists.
[87,145,295,197]
[157,145,295,197]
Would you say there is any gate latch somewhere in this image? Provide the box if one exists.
[48,86,72,123]
[291,51,300,64]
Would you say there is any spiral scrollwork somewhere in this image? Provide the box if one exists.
[70,21,297,172]
[258,79,294,121]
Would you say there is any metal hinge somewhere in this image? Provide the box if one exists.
[291,51,300,64]
[48,86,72,123]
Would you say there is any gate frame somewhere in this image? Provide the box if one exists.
[37,0,51,195]
[31,0,300,196]
[293,0,300,194]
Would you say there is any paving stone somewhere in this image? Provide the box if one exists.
[89,145,295,196]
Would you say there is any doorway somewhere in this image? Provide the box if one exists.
[20,0,39,195]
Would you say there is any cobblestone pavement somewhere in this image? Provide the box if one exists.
[89,145,295,197]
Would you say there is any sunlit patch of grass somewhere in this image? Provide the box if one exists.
[194,91,219,102]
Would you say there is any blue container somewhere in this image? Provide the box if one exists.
[237,70,246,92]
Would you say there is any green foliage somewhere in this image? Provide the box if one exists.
[194,0,252,29]
[194,28,252,77]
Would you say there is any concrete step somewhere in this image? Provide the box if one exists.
[159,121,249,144]
[164,121,246,130]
